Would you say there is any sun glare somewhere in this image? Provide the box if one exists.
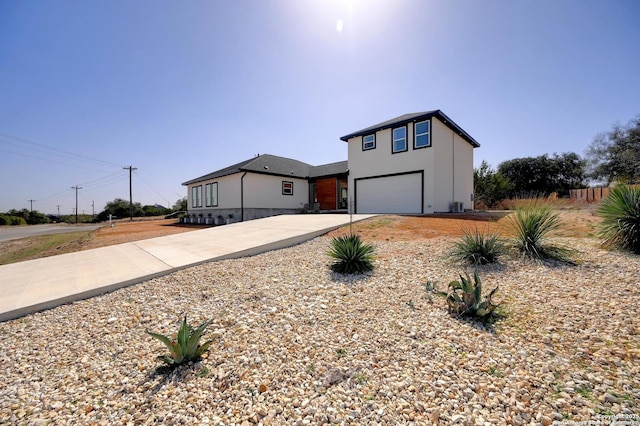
[336,19,344,32]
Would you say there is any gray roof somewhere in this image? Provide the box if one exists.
[309,160,348,178]
[339,110,480,148]
[182,154,347,186]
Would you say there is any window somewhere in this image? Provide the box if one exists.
[362,134,376,150]
[415,120,431,148]
[392,126,407,153]
[205,182,218,207]
[282,181,293,195]
[191,185,202,208]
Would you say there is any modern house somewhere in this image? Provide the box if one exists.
[182,154,348,222]
[182,110,479,221]
[340,110,480,214]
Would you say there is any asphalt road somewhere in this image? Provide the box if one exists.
[0,223,103,243]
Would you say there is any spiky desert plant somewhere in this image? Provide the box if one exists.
[450,227,505,265]
[146,316,214,366]
[597,185,640,254]
[502,198,573,261]
[328,234,375,274]
[445,269,500,321]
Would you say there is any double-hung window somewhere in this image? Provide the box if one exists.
[205,182,218,207]
[392,126,407,153]
[282,181,293,195]
[192,185,202,208]
[414,120,431,148]
[362,134,376,150]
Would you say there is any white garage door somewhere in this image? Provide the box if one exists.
[356,172,423,214]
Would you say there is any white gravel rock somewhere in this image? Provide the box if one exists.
[0,236,638,424]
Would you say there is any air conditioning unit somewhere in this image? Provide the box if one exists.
[450,201,463,213]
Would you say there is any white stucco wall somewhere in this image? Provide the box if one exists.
[242,173,308,209]
[347,116,475,213]
[187,172,308,212]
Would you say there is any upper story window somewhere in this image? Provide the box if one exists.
[362,134,376,150]
[282,181,293,195]
[415,120,431,148]
[205,182,218,207]
[392,126,407,153]
[191,185,202,208]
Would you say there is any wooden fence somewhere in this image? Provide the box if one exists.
[569,185,640,202]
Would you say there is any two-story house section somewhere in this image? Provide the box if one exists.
[340,110,480,214]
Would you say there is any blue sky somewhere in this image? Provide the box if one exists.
[1,0,638,215]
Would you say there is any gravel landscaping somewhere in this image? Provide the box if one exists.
[1,234,638,425]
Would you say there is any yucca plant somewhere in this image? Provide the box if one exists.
[502,199,573,261]
[449,227,505,265]
[597,185,640,254]
[146,316,214,366]
[328,234,375,274]
[444,269,500,321]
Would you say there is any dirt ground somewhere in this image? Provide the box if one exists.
[0,210,600,265]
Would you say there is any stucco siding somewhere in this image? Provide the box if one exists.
[242,173,308,210]
[347,115,475,214]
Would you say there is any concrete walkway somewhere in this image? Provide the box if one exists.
[0,214,374,322]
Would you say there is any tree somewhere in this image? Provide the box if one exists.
[498,153,586,195]
[96,198,143,221]
[474,161,514,208]
[172,197,187,212]
[586,116,640,185]
[142,204,170,217]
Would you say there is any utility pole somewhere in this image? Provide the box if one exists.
[71,186,82,223]
[123,166,137,221]
[27,199,35,213]
[56,205,61,216]
[92,200,95,218]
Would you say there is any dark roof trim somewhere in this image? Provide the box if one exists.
[339,110,480,148]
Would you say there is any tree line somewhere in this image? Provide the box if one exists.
[475,115,640,208]
[0,197,187,226]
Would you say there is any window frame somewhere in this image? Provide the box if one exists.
[414,119,431,149]
[205,182,218,207]
[392,126,408,153]
[362,134,376,151]
[192,185,203,208]
[282,181,293,196]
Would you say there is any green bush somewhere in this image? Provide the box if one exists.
[146,316,214,366]
[597,185,640,254]
[443,269,500,322]
[450,227,505,265]
[502,199,573,262]
[328,234,375,274]
[0,215,27,226]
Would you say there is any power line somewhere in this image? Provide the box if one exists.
[134,170,171,205]
[0,132,123,168]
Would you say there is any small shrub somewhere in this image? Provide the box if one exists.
[146,316,214,366]
[596,185,640,254]
[450,227,505,265]
[444,269,500,321]
[502,198,573,261]
[328,234,375,274]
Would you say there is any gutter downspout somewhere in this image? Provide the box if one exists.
[452,132,456,211]
[240,172,247,222]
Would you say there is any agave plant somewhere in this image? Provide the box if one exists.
[450,227,505,265]
[328,234,375,274]
[597,185,640,254]
[445,269,500,320]
[146,316,214,366]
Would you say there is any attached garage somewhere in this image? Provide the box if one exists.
[355,171,423,214]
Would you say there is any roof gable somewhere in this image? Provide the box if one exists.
[339,110,480,148]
